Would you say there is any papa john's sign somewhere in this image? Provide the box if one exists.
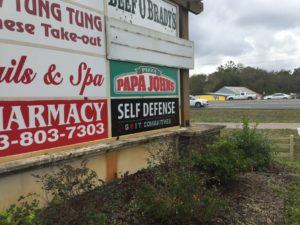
[110,60,178,97]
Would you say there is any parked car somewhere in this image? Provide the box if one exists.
[189,95,209,108]
[263,93,292,100]
[290,93,300,99]
[226,92,257,100]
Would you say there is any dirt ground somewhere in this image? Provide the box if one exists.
[42,162,296,225]
[212,163,296,225]
[103,162,296,225]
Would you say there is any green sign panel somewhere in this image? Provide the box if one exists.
[110,60,179,97]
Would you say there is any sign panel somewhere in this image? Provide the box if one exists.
[0,44,106,97]
[71,0,104,12]
[110,60,178,97]
[107,0,178,36]
[111,98,179,136]
[0,0,105,55]
[106,18,194,69]
[0,100,108,157]
[0,0,106,97]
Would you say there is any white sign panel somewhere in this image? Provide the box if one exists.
[0,0,106,97]
[107,0,178,36]
[0,0,105,56]
[70,0,104,12]
[107,18,194,69]
[0,43,106,97]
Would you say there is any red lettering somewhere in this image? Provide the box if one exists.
[0,56,36,84]
[123,77,130,91]
[130,76,138,91]
[153,76,159,91]
[147,75,174,92]
[138,74,146,91]
[93,74,104,87]
[117,79,124,91]
[116,74,147,92]
[170,81,175,91]
[160,76,165,91]
[66,7,102,31]
[0,19,35,34]
[15,0,62,21]
[25,0,37,16]
[44,64,63,85]
[40,23,100,47]
[69,62,104,95]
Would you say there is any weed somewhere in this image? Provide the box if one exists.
[284,181,300,225]
[33,160,104,203]
[136,165,221,225]
[34,161,107,225]
[0,161,108,225]
[276,158,300,225]
[135,140,222,224]
[0,194,40,225]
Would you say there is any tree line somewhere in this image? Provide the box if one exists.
[190,61,300,95]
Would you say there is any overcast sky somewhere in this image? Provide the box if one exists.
[189,0,300,75]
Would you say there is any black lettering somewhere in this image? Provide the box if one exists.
[147,0,153,20]
[163,8,168,25]
[153,4,158,22]
[108,0,117,7]
[172,12,176,30]
[132,0,137,14]
[159,7,163,24]
[168,11,172,28]
[139,0,146,18]
[118,0,124,10]
[125,0,131,12]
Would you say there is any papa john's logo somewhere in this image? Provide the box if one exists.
[114,66,176,94]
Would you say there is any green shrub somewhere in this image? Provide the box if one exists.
[136,165,221,225]
[192,137,247,182]
[231,118,273,170]
[192,118,274,182]
[0,195,40,225]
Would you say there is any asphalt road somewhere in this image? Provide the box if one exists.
[205,99,300,109]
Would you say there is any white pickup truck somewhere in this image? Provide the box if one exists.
[226,92,257,100]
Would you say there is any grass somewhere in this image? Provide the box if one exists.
[191,109,300,123]
[222,129,298,137]
[275,157,300,171]
[274,158,300,225]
